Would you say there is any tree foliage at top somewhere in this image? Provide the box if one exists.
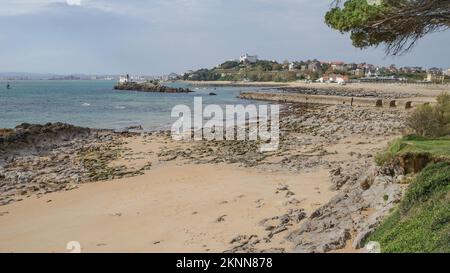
[325,0,450,55]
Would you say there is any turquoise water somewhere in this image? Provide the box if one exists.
[0,80,263,131]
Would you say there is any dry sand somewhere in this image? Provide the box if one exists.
[0,136,335,253]
[188,80,450,98]
[0,163,332,253]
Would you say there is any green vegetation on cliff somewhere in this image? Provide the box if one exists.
[375,135,450,166]
[368,162,450,253]
[371,94,450,252]
[184,60,319,82]
[376,94,450,165]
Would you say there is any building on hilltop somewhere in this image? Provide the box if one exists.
[240,53,258,64]
[426,71,445,83]
[330,61,346,72]
[289,62,296,71]
[307,61,321,72]
[428,67,443,75]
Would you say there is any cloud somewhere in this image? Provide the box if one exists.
[0,0,87,16]
[0,0,448,74]
[66,0,81,6]
[0,0,312,17]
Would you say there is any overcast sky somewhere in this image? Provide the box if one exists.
[0,0,449,75]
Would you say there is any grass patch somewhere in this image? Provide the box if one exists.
[375,135,450,166]
[367,162,450,253]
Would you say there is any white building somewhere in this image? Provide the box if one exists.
[426,73,445,82]
[240,54,258,64]
[119,74,130,83]
[289,62,296,71]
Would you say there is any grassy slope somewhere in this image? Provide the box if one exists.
[375,135,450,165]
[368,158,450,253]
[389,135,450,157]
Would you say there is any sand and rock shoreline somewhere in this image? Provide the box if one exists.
[0,82,446,253]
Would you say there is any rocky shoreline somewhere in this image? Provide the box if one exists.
[0,123,149,206]
[114,81,192,93]
[0,100,411,252]
[278,86,419,99]
[144,102,409,252]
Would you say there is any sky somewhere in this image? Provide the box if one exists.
[0,0,449,75]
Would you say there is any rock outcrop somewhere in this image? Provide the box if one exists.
[0,123,147,206]
[287,160,407,253]
[114,81,192,93]
[0,123,91,163]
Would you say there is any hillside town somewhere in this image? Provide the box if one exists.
[183,54,450,84]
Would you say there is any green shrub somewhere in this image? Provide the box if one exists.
[374,150,395,166]
[407,104,441,137]
[407,93,450,137]
[374,138,404,165]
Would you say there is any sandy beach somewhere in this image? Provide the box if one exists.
[1,83,448,253]
[0,162,334,253]
[187,80,449,98]
[2,0,449,257]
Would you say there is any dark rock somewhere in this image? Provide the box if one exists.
[114,81,192,93]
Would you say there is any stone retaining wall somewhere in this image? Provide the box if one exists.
[239,92,427,110]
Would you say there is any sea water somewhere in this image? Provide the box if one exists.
[0,80,265,131]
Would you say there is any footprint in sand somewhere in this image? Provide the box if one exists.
[109,212,122,217]
[255,199,265,208]
[233,195,245,202]
[215,215,227,223]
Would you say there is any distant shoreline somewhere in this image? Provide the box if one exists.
[183,80,449,98]
[183,80,288,88]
